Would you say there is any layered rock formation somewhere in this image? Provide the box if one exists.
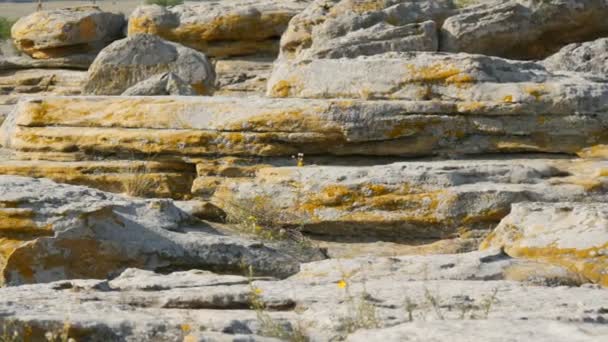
[0,0,607,340]
[11,6,125,60]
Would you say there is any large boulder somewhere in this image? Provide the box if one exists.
[128,1,311,58]
[542,38,608,75]
[10,6,125,59]
[83,34,216,95]
[0,176,309,286]
[481,202,608,287]
[441,0,608,60]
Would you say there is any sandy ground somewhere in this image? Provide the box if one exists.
[0,1,145,19]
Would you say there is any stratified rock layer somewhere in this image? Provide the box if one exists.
[11,6,125,59]
[128,1,310,58]
[482,202,608,286]
[0,176,307,286]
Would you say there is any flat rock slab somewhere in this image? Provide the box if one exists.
[209,157,608,239]
[128,1,310,58]
[482,202,608,286]
[0,176,309,286]
[11,6,125,59]
[0,250,605,340]
[3,95,608,159]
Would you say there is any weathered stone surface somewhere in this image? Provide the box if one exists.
[347,320,608,342]
[11,6,125,59]
[0,68,85,98]
[84,34,216,95]
[543,38,608,75]
[280,0,456,61]
[122,72,197,96]
[267,51,608,101]
[4,95,608,160]
[128,1,310,58]
[215,57,274,95]
[482,202,608,287]
[0,159,196,199]
[441,0,608,60]
[0,250,605,340]
[209,158,608,239]
[0,53,95,70]
[0,176,308,285]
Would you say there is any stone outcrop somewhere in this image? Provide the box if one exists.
[543,38,608,75]
[83,34,216,95]
[127,1,311,58]
[441,0,608,60]
[481,202,608,286]
[11,6,125,59]
[0,250,605,341]
[267,51,608,101]
[0,176,319,286]
[5,94,608,159]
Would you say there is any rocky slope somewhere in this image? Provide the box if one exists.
[0,0,607,341]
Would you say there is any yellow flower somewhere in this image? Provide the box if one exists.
[254,287,263,295]
[338,280,347,289]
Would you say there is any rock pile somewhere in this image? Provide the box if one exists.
[0,0,607,341]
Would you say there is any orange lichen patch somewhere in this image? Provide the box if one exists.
[503,95,514,103]
[461,208,510,225]
[523,84,547,101]
[191,83,210,95]
[502,244,608,287]
[536,115,546,125]
[406,64,476,86]
[577,144,608,159]
[457,101,485,113]
[270,80,292,98]
[385,118,441,139]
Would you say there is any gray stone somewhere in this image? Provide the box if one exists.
[543,38,608,75]
[84,34,216,95]
[122,72,197,96]
[440,0,608,60]
[0,176,309,285]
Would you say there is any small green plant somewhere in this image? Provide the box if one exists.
[337,274,381,334]
[247,266,309,342]
[124,162,160,198]
[424,287,445,320]
[404,297,418,322]
[145,0,184,6]
[0,17,16,40]
[479,288,499,319]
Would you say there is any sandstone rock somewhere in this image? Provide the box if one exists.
[0,250,605,340]
[441,0,608,60]
[122,72,197,96]
[0,176,307,285]
[0,68,85,98]
[11,6,125,59]
[209,158,608,240]
[481,202,608,287]
[267,51,608,101]
[280,0,456,61]
[83,34,216,95]
[128,1,310,58]
[5,95,608,159]
[543,38,608,75]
